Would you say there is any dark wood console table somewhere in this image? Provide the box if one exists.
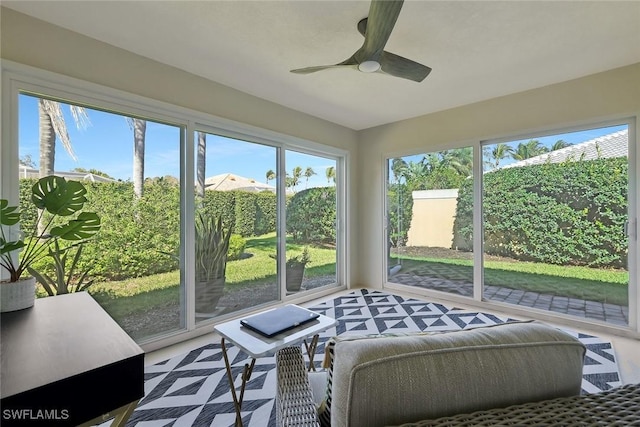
[1,292,144,426]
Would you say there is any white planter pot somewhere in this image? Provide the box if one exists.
[0,277,36,313]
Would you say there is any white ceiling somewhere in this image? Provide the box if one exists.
[4,1,640,130]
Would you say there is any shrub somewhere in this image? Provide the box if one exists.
[254,191,277,235]
[234,192,257,236]
[19,180,278,281]
[286,187,336,243]
[387,182,413,247]
[227,234,246,260]
[452,157,628,268]
[82,180,181,279]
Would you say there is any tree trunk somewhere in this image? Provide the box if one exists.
[196,132,206,199]
[37,100,56,234]
[38,100,55,178]
[132,119,146,199]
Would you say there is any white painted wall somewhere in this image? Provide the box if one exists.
[407,189,459,248]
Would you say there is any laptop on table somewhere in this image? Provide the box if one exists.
[240,305,320,338]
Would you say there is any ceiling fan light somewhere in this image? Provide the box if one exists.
[358,60,381,73]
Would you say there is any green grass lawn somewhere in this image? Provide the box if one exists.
[396,255,628,305]
[47,235,628,323]
[81,233,336,319]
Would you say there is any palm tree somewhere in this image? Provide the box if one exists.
[551,139,572,151]
[400,160,429,191]
[38,99,90,177]
[37,100,90,234]
[303,167,316,188]
[19,155,36,168]
[127,118,146,199]
[488,143,514,169]
[290,166,302,192]
[511,139,548,161]
[285,175,295,192]
[325,166,336,185]
[439,147,473,177]
[390,158,407,183]
[266,169,276,184]
[196,132,207,198]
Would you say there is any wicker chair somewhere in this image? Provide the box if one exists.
[397,383,640,426]
[276,346,640,427]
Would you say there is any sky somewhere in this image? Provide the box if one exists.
[18,94,336,188]
[19,94,627,185]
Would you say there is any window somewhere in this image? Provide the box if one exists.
[386,122,636,330]
[482,124,630,326]
[2,64,346,346]
[192,132,279,324]
[386,148,474,297]
[18,93,185,342]
[284,150,338,294]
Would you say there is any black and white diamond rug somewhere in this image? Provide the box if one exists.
[121,289,622,427]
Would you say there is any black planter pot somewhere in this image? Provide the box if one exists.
[286,264,305,292]
[195,277,225,313]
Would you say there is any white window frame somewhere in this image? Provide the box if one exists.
[382,119,639,338]
[1,60,348,350]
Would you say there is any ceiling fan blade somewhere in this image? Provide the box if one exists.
[357,17,368,38]
[291,65,343,74]
[291,0,432,82]
[379,51,432,82]
[291,57,357,74]
[357,0,404,61]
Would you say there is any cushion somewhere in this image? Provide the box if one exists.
[327,321,586,427]
[317,331,437,427]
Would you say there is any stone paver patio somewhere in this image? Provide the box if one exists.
[391,271,629,326]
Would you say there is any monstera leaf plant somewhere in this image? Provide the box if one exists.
[0,176,101,283]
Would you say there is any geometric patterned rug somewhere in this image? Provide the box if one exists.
[118,289,622,426]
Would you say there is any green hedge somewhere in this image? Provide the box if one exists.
[254,191,277,235]
[286,187,336,243]
[452,158,628,268]
[387,183,413,247]
[20,179,278,280]
[201,190,277,237]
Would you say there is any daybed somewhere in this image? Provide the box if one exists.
[275,321,640,426]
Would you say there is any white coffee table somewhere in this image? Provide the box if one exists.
[214,305,336,427]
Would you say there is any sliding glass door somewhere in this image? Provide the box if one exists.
[6,70,346,346]
[284,150,338,295]
[481,124,630,326]
[386,148,474,297]
[193,131,279,324]
[386,122,634,328]
[18,93,185,341]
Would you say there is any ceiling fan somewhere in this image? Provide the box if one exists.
[290,0,431,83]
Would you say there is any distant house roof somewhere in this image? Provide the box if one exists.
[500,129,628,170]
[204,173,275,193]
[19,165,117,183]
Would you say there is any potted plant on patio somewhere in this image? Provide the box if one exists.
[195,212,232,314]
[285,247,311,292]
[0,176,101,312]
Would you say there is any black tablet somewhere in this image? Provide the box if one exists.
[240,305,320,338]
